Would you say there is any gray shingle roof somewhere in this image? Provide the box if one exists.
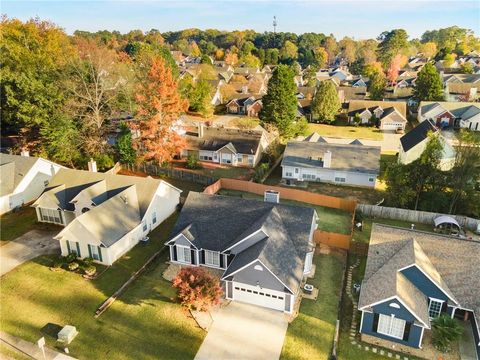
[0,154,40,196]
[282,141,381,174]
[170,192,315,293]
[359,224,480,326]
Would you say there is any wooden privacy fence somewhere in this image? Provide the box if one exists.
[125,162,216,185]
[313,230,351,250]
[357,204,480,232]
[204,178,357,212]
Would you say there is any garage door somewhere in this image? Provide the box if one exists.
[382,122,403,131]
[232,282,286,312]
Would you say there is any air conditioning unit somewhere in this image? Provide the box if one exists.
[264,190,280,204]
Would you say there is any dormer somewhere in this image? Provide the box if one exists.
[373,106,384,118]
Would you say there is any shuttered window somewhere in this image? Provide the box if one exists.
[377,314,406,340]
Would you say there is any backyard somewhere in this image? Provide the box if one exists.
[217,189,353,234]
[0,213,206,360]
[307,123,383,141]
[281,249,346,360]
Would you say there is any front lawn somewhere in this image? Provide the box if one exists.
[308,124,383,141]
[281,251,346,360]
[0,207,61,244]
[217,189,353,234]
[0,213,205,360]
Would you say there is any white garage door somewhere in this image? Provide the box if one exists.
[232,282,286,312]
[382,122,403,131]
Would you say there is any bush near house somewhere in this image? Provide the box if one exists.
[172,267,223,312]
[431,315,463,353]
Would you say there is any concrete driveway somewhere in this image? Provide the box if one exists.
[195,302,288,360]
[0,230,59,276]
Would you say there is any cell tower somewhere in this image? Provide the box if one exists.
[273,16,277,34]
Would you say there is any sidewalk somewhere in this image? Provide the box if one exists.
[0,332,76,360]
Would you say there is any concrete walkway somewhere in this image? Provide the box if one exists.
[194,302,288,360]
[459,321,478,360]
[0,331,76,360]
[0,230,59,276]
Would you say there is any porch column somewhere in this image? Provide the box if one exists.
[464,311,469,321]
[451,307,456,319]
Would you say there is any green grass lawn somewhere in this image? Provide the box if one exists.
[0,213,205,360]
[308,124,383,141]
[217,189,353,234]
[379,153,397,181]
[281,251,346,360]
[0,207,62,244]
[199,166,254,180]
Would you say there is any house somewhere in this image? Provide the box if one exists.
[226,96,262,117]
[398,119,456,171]
[442,74,480,102]
[330,68,352,82]
[281,137,381,187]
[337,86,367,104]
[359,225,480,359]
[347,100,408,131]
[180,124,272,168]
[418,101,480,131]
[165,191,317,313]
[0,153,64,215]
[32,167,181,266]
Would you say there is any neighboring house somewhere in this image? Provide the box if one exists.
[281,136,381,187]
[165,192,317,313]
[296,86,316,100]
[206,79,226,106]
[418,101,480,131]
[330,68,352,82]
[337,86,367,104]
[0,153,64,215]
[359,224,480,359]
[398,119,456,171]
[226,96,263,117]
[32,167,181,266]
[442,74,480,102]
[180,124,272,168]
[347,100,408,131]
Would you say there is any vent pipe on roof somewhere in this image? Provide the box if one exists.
[20,149,29,157]
[88,158,97,172]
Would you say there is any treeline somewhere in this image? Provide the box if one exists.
[1,17,183,169]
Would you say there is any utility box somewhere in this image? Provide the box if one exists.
[57,325,78,344]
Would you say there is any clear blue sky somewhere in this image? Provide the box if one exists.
[2,0,479,39]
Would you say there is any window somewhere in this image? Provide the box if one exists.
[237,155,243,162]
[204,250,220,267]
[302,174,315,180]
[39,208,63,225]
[286,172,293,177]
[377,314,406,340]
[248,156,254,165]
[152,211,157,224]
[142,221,147,232]
[368,177,375,183]
[89,245,101,261]
[294,168,299,174]
[67,240,80,257]
[177,246,191,263]
[428,299,443,318]
[335,177,346,183]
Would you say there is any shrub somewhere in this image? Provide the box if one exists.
[83,257,94,266]
[253,163,270,183]
[84,265,97,276]
[432,314,463,353]
[52,257,64,269]
[68,262,79,271]
[66,253,77,263]
[172,267,223,312]
[186,154,201,169]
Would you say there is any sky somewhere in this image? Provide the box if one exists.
[2,0,479,39]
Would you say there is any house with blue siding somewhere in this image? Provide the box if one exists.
[358,225,480,358]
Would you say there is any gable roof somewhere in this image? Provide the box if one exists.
[400,119,437,153]
[282,141,381,174]
[348,100,407,119]
[0,154,46,196]
[304,132,327,143]
[169,192,315,294]
[359,224,480,326]
[420,101,480,121]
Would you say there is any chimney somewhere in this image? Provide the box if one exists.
[241,85,248,94]
[88,158,97,172]
[20,149,29,157]
[264,190,280,204]
[323,151,332,168]
[198,122,204,138]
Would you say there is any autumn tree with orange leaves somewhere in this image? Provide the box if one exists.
[135,56,188,164]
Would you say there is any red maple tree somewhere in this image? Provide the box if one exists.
[135,57,188,164]
[172,267,223,312]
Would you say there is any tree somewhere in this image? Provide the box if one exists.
[189,41,201,57]
[311,81,340,123]
[280,40,298,64]
[385,163,417,208]
[172,267,223,312]
[241,54,261,68]
[200,54,213,65]
[367,69,387,100]
[460,62,474,74]
[314,47,328,68]
[323,36,338,64]
[265,48,279,65]
[443,53,457,67]
[447,130,480,214]
[258,65,298,138]
[189,80,214,118]
[413,63,443,102]
[420,42,437,59]
[134,57,188,164]
[196,64,217,80]
[115,122,136,164]
[339,37,356,64]
[224,51,238,65]
[431,315,463,353]
[387,54,407,84]
[377,29,408,68]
